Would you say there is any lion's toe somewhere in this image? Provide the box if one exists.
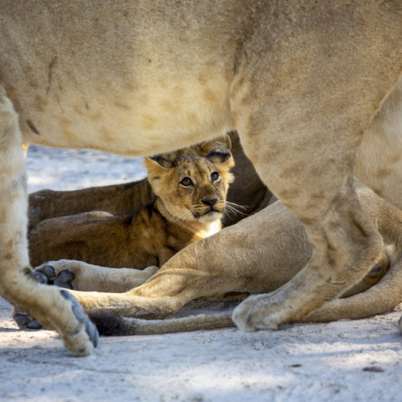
[54,270,75,289]
[232,294,286,332]
[35,264,57,283]
[59,289,99,355]
[13,310,43,330]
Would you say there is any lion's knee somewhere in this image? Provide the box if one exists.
[0,90,18,138]
[0,90,24,182]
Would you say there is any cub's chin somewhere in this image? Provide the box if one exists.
[197,210,223,223]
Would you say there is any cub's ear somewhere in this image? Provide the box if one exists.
[221,133,232,150]
[145,154,174,169]
[206,134,233,163]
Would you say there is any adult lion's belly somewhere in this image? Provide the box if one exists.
[19,70,233,157]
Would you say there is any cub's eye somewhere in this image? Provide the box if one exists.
[180,177,194,187]
[211,171,220,182]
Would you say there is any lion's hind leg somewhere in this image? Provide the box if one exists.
[231,13,402,329]
[0,88,98,355]
[234,137,384,331]
[306,191,402,324]
[306,254,402,323]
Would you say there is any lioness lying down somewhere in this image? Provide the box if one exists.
[1,1,402,354]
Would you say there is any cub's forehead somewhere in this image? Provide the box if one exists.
[176,157,214,177]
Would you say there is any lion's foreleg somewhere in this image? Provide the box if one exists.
[0,89,98,355]
[39,259,158,292]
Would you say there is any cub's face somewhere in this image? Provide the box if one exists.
[145,135,234,223]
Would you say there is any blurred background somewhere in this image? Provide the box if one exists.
[27,145,147,193]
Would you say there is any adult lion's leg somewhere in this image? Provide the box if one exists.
[231,30,402,330]
[39,259,159,292]
[14,260,158,329]
[306,186,402,323]
[93,253,401,336]
[233,173,383,330]
[306,258,402,322]
[0,88,98,355]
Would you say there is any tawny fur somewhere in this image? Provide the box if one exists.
[28,137,234,291]
[32,79,402,335]
[0,1,402,352]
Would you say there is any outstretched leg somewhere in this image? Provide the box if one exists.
[91,254,402,335]
[38,259,159,292]
[0,88,98,355]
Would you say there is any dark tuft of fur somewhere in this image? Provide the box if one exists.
[90,313,132,336]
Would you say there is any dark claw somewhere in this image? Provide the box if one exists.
[30,264,56,285]
[26,319,43,330]
[54,270,75,289]
[31,270,49,285]
[85,319,99,348]
[36,264,56,282]
[60,289,99,348]
[13,311,31,328]
[13,311,43,330]
[90,314,128,337]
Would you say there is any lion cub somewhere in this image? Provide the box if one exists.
[29,136,234,271]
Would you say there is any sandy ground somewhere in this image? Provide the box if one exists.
[1,145,402,402]
[26,145,147,193]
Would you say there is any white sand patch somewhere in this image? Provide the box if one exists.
[27,145,146,193]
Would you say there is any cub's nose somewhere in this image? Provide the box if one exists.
[201,196,218,207]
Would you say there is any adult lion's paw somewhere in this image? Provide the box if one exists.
[13,310,42,330]
[232,293,291,331]
[13,264,76,331]
[13,271,99,356]
[35,262,76,289]
[13,265,55,330]
[59,289,99,355]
